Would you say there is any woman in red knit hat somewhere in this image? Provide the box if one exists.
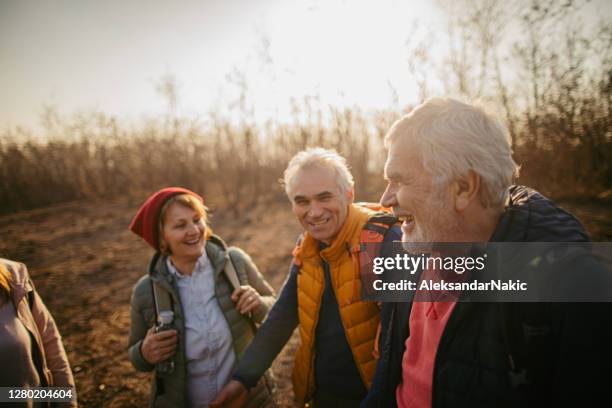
[127,187,275,407]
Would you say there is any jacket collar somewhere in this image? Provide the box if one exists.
[148,234,229,289]
[491,185,589,243]
[297,204,372,264]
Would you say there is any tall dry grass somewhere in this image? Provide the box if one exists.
[0,107,399,215]
[1,93,610,216]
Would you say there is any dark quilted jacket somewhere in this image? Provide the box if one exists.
[363,186,612,407]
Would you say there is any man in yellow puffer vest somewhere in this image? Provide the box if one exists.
[212,148,401,407]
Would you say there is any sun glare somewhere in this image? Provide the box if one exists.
[0,0,445,131]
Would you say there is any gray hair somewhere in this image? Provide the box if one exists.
[385,97,519,207]
[283,147,354,197]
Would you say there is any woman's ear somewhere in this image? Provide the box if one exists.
[452,170,480,212]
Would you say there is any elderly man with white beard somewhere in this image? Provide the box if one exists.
[362,97,612,408]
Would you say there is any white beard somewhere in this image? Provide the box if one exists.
[401,190,461,253]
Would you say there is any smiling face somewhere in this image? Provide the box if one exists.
[159,202,207,262]
[380,136,461,245]
[289,165,353,244]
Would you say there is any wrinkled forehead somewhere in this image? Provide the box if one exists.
[289,165,340,197]
[384,137,420,178]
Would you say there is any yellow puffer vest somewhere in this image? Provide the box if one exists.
[292,204,381,404]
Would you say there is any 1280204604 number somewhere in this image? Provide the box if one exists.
[6,387,73,400]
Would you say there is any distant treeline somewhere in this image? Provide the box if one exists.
[0,108,396,215]
[1,98,609,216]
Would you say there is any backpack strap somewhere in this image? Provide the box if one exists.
[223,253,242,292]
[291,234,305,267]
[225,251,260,334]
[361,212,399,241]
[365,213,400,227]
[151,280,173,320]
[359,212,400,358]
[358,212,399,298]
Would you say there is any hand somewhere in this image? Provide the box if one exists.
[231,285,262,315]
[210,380,248,408]
[141,326,177,365]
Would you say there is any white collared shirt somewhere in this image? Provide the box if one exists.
[167,253,236,407]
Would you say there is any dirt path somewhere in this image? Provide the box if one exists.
[0,198,302,407]
[0,197,609,406]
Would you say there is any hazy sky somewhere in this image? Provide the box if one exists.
[1,0,610,133]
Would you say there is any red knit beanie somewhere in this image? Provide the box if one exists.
[129,187,204,250]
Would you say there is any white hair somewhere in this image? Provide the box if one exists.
[283,147,354,197]
[385,97,519,208]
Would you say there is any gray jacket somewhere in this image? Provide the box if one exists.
[128,235,275,407]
